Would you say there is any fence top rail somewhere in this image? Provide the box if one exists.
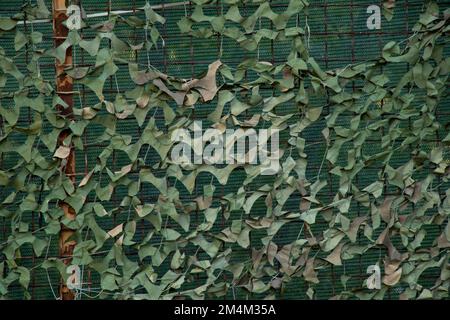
[10,1,190,25]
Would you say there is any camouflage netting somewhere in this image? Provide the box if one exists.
[0,0,449,299]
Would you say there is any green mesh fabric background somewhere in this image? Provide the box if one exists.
[0,0,449,299]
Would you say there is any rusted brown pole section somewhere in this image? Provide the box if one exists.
[53,0,76,300]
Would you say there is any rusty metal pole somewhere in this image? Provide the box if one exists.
[53,0,76,300]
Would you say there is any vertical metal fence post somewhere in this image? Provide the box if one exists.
[52,0,76,300]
